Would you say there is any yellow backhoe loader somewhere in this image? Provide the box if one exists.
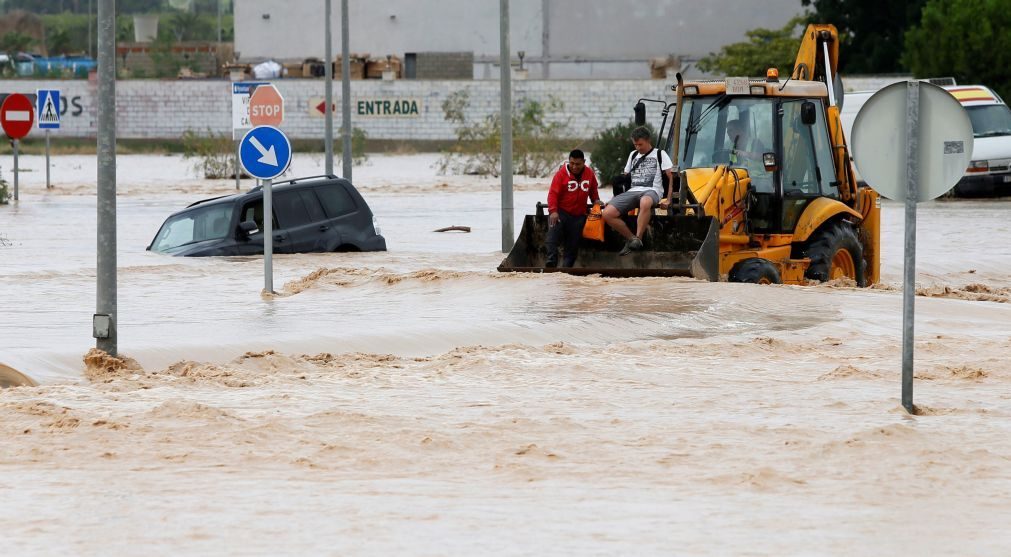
[499,24,880,286]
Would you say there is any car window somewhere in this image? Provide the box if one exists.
[299,189,328,223]
[239,199,277,230]
[315,184,357,218]
[151,203,232,252]
[274,191,313,229]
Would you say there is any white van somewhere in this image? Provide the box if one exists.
[841,83,1011,197]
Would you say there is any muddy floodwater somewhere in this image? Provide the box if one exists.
[2,154,1011,555]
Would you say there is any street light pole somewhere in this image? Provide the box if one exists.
[324,0,334,176]
[341,0,352,182]
[499,0,514,252]
[95,0,117,355]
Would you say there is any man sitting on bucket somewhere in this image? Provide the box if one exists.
[545,149,601,268]
[603,126,675,256]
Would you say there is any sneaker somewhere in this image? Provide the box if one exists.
[618,237,642,256]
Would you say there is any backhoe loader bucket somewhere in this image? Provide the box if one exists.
[498,203,719,280]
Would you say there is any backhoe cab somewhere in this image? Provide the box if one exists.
[499,24,881,286]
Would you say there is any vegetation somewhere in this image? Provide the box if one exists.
[904,0,1011,101]
[0,173,8,205]
[343,128,369,167]
[437,90,571,178]
[697,16,805,77]
[801,0,928,74]
[181,129,235,179]
[0,30,34,52]
[589,120,654,187]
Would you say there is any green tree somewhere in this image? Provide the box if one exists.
[45,27,71,55]
[801,0,927,73]
[696,16,805,77]
[904,0,1011,100]
[0,31,35,53]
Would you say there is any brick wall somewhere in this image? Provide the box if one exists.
[1,78,675,142]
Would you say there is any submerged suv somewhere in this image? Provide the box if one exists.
[148,175,386,256]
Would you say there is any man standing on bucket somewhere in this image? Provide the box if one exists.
[545,149,600,268]
[603,126,675,255]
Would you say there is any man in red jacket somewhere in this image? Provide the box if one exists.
[545,149,600,268]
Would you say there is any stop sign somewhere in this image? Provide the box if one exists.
[249,84,284,127]
[1,93,34,139]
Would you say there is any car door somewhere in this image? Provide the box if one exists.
[235,197,287,255]
[273,189,320,253]
[314,183,361,248]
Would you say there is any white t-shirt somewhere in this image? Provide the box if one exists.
[624,148,674,197]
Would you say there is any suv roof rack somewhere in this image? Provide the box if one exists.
[248,174,339,192]
[186,194,231,208]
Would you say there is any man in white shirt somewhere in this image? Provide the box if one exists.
[602,126,675,255]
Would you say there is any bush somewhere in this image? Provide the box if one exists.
[590,120,654,186]
[436,89,571,178]
[182,129,235,179]
[343,127,369,166]
[0,175,9,205]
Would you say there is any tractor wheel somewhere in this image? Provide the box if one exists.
[729,258,781,285]
[801,222,865,286]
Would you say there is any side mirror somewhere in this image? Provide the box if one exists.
[800,101,817,126]
[634,102,646,126]
[762,152,779,172]
[238,220,259,238]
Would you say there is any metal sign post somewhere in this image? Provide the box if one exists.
[340,0,352,182]
[263,178,274,292]
[324,0,334,176]
[239,126,292,294]
[95,0,117,355]
[12,140,17,201]
[851,80,973,414]
[45,131,50,189]
[901,82,920,412]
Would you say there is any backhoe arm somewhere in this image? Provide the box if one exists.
[792,24,839,83]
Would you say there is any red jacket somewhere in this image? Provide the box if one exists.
[547,163,599,215]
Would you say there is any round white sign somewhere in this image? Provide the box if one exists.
[852,81,973,202]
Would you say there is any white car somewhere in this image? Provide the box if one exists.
[842,83,1011,197]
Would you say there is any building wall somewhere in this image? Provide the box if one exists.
[1,76,897,143]
[0,78,674,141]
[235,0,802,79]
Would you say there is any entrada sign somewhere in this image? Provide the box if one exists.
[355,98,421,117]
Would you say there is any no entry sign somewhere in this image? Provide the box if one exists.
[1,93,34,139]
[249,84,284,127]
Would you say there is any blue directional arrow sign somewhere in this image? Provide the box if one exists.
[239,125,292,180]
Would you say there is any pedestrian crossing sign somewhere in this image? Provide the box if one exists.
[36,89,60,130]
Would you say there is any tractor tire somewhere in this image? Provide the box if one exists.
[729,258,781,285]
[801,222,865,286]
